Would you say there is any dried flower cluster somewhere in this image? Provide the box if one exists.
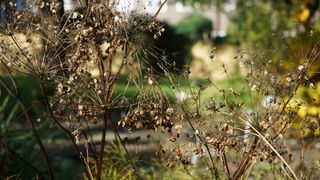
[0,0,170,179]
[1,0,319,179]
[119,102,174,131]
[146,43,320,179]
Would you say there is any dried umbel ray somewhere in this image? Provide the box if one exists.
[0,0,170,179]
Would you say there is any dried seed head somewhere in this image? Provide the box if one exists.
[298,65,304,71]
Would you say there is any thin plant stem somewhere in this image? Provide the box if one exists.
[0,73,54,180]
[231,137,258,180]
[222,152,231,179]
[7,146,45,179]
[111,122,140,179]
[37,78,91,179]
[96,111,108,180]
[244,119,298,180]
[181,105,220,179]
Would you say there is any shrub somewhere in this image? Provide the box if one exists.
[175,14,213,41]
[141,19,192,74]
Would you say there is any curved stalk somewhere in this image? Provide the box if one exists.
[0,72,54,180]
[37,78,91,179]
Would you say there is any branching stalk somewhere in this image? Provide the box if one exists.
[0,65,54,180]
[37,78,91,179]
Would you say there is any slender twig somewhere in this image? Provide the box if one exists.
[111,122,140,179]
[16,99,55,180]
[106,41,129,104]
[82,125,98,162]
[244,120,298,180]
[153,0,167,19]
[0,66,54,180]
[37,78,91,179]
[7,146,45,179]
[136,0,168,37]
[181,105,220,179]
[94,38,108,179]
[231,137,258,180]
[222,152,231,179]
[96,111,108,180]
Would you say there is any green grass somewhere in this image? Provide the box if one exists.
[0,74,254,113]
[0,75,210,107]
[110,75,211,102]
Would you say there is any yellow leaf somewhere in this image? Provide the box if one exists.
[298,105,307,118]
[307,106,319,115]
[298,8,310,22]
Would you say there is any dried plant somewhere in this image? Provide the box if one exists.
[1,0,319,180]
[140,38,320,179]
[0,0,168,179]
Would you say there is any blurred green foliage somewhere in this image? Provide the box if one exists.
[0,77,78,179]
[142,21,192,74]
[227,1,293,51]
[0,75,55,116]
[138,13,213,74]
[175,14,213,41]
[226,0,320,137]
[176,0,227,6]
